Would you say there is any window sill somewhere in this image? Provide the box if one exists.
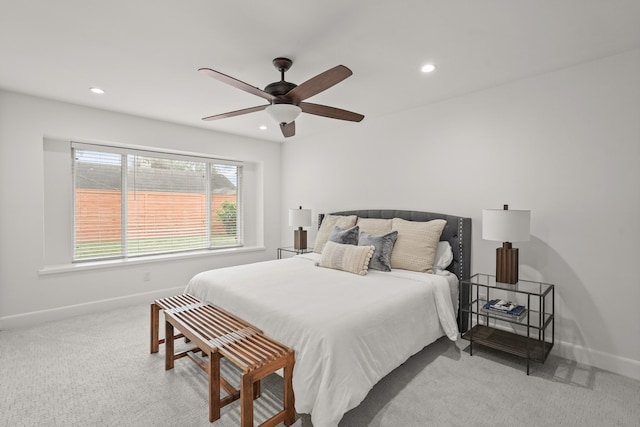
[38,246,266,276]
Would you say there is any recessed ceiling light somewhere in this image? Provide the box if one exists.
[421,64,436,73]
[259,125,267,130]
[90,87,105,94]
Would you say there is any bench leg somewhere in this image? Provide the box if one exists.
[240,374,254,427]
[165,320,174,370]
[209,352,221,422]
[284,355,296,426]
[150,303,160,354]
[253,379,261,399]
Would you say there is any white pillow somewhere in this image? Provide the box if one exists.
[355,218,392,235]
[314,215,357,254]
[318,241,375,275]
[434,241,454,270]
[390,218,446,273]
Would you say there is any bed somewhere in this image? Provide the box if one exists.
[184,209,471,427]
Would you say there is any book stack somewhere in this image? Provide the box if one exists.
[481,299,527,320]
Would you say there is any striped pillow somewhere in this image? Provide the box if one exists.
[318,241,375,275]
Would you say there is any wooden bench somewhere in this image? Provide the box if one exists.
[150,294,296,426]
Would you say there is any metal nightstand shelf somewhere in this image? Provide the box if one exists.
[277,247,314,259]
[460,273,555,375]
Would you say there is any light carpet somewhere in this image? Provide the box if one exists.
[1,304,638,427]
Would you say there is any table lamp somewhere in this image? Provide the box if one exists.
[482,204,531,284]
[289,206,312,250]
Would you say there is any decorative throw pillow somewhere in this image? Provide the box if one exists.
[356,218,392,235]
[390,218,447,273]
[434,241,454,271]
[329,225,359,246]
[358,231,398,272]
[314,215,357,254]
[318,241,375,275]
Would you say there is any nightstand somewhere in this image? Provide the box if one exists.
[460,273,554,375]
[277,247,314,259]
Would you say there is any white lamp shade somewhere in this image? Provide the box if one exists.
[266,104,302,124]
[289,208,312,228]
[482,209,530,242]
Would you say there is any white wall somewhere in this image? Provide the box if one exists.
[0,90,281,327]
[281,49,640,379]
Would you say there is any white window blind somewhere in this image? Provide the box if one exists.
[72,143,242,261]
[73,149,123,259]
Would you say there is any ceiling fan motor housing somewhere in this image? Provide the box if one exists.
[264,80,297,99]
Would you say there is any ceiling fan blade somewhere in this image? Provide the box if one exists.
[199,68,277,102]
[202,105,267,121]
[300,102,364,122]
[285,65,352,103]
[280,121,295,138]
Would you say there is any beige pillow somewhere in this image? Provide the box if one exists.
[318,241,374,275]
[356,218,392,235]
[390,218,446,273]
[314,215,357,253]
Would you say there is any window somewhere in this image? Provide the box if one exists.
[72,143,242,261]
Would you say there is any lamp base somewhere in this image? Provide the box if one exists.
[294,228,307,250]
[496,242,519,284]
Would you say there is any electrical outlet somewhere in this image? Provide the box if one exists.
[143,271,151,282]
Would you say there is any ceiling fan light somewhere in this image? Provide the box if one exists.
[265,104,302,124]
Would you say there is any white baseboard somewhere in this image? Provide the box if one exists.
[553,339,640,381]
[0,286,184,330]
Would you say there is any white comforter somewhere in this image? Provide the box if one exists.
[184,253,459,427]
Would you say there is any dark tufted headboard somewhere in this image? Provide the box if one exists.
[319,209,472,331]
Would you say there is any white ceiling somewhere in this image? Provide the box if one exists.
[1,1,639,143]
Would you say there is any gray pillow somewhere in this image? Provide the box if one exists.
[329,225,359,246]
[358,230,398,271]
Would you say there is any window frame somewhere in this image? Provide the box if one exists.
[71,142,243,262]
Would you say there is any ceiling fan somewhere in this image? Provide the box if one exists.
[198,57,364,138]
